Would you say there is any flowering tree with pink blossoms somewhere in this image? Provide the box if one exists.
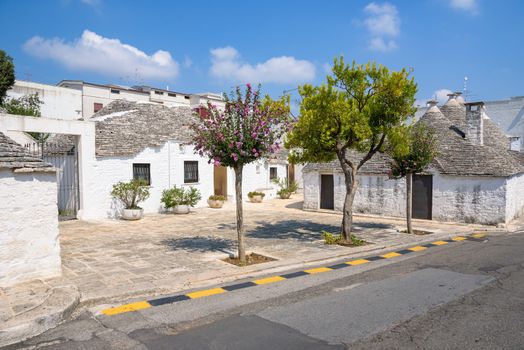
[192,84,291,264]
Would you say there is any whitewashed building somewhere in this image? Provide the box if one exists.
[87,100,288,219]
[0,132,61,286]
[303,94,524,225]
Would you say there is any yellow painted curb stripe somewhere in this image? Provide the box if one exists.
[381,252,402,259]
[408,246,427,252]
[304,267,332,274]
[431,240,448,245]
[452,236,467,241]
[187,287,226,299]
[102,301,151,316]
[471,233,486,238]
[346,259,370,266]
[253,276,286,285]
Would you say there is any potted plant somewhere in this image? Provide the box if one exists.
[111,179,150,220]
[161,186,201,214]
[208,195,226,208]
[273,177,299,199]
[248,191,265,203]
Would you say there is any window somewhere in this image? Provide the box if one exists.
[110,89,120,94]
[256,165,261,174]
[184,95,190,100]
[154,90,164,95]
[168,92,177,97]
[184,161,199,183]
[270,167,277,180]
[133,163,151,185]
[94,103,103,113]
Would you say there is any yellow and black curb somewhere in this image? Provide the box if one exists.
[101,233,487,316]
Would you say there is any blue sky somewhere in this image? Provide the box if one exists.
[1,0,523,107]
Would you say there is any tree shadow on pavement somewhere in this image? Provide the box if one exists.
[246,220,395,241]
[159,236,235,254]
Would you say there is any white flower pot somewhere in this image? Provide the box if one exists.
[173,205,190,214]
[122,208,143,220]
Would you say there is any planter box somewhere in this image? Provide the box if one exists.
[122,208,143,220]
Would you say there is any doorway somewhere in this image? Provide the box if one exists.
[412,175,433,220]
[320,174,334,210]
[213,166,228,197]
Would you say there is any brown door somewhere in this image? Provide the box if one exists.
[320,174,334,210]
[412,175,432,219]
[213,166,227,197]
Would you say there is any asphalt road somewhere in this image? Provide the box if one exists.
[5,232,524,350]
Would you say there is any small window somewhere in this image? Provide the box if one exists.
[256,165,261,174]
[184,161,199,183]
[94,103,103,113]
[184,95,190,100]
[133,163,151,185]
[154,90,164,95]
[168,92,177,97]
[110,89,120,94]
[270,167,277,180]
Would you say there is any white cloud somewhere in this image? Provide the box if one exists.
[363,2,400,52]
[81,0,100,5]
[416,88,454,107]
[449,0,478,13]
[183,56,193,68]
[23,30,179,80]
[209,46,315,84]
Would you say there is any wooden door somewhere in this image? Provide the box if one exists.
[320,174,334,210]
[412,175,432,219]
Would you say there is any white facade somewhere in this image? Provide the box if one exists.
[0,169,61,287]
[88,142,285,220]
[7,80,82,120]
[303,169,524,225]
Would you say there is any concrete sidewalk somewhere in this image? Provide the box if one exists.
[0,196,512,347]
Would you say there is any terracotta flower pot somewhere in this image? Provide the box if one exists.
[208,199,224,208]
[249,195,263,203]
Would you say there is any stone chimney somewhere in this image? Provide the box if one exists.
[427,100,438,108]
[509,136,521,151]
[465,102,484,145]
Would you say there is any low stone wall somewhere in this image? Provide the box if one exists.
[505,172,524,223]
[0,170,61,287]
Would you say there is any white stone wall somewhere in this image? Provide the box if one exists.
[303,171,405,216]
[505,172,524,222]
[87,142,215,219]
[303,169,512,224]
[226,161,284,201]
[7,80,82,120]
[428,174,506,224]
[0,170,61,287]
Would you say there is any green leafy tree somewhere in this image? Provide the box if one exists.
[3,94,49,142]
[0,50,15,105]
[192,84,291,264]
[389,124,438,234]
[286,57,417,243]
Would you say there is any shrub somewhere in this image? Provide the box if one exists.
[209,195,226,201]
[321,231,365,246]
[247,191,265,198]
[273,177,299,198]
[161,186,201,208]
[111,179,150,209]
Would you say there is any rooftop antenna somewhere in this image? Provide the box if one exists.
[463,76,468,101]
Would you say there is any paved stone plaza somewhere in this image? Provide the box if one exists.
[2,196,489,334]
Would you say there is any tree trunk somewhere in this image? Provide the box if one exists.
[341,167,358,243]
[406,172,413,234]
[234,165,246,264]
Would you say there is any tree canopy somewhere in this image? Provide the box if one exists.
[0,50,15,105]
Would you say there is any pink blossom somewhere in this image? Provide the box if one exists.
[214,159,221,166]
[232,153,239,162]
